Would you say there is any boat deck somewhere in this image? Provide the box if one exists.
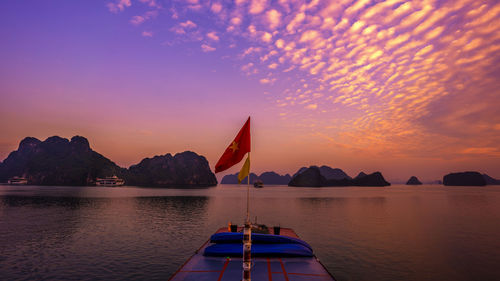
[169,227,335,281]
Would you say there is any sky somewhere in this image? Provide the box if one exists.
[0,0,499,182]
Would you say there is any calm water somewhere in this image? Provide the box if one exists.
[1,184,500,281]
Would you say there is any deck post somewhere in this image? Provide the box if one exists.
[243,152,251,281]
[242,221,252,281]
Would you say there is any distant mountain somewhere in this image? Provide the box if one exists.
[293,165,350,180]
[0,136,125,185]
[0,136,217,187]
[289,166,390,187]
[220,173,259,184]
[443,171,486,186]
[483,174,500,185]
[406,176,422,185]
[258,172,291,185]
[127,151,217,187]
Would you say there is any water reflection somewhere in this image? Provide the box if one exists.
[0,195,212,281]
[0,185,499,281]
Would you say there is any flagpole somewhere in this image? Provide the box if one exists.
[242,143,251,281]
[246,151,250,222]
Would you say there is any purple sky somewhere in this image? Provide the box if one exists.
[1,0,499,181]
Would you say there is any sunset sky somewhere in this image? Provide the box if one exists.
[1,0,499,182]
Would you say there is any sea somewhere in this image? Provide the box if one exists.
[1,184,499,281]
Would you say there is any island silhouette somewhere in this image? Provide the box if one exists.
[0,136,498,187]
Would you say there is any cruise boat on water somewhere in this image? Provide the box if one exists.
[168,225,336,281]
[170,117,336,280]
[8,176,28,185]
[253,180,264,188]
[95,176,125,187]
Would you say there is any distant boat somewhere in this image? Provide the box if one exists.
[253,180,263,188]
[8,176,28,185]
[95,176,124,187]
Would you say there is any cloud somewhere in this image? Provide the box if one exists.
[130,10,158,25]
[266,9,281,30]
[139,0,160,9]
[250,0,267,14]
[286,12,305,34]
[142,31,153,37]
[261,32,272,43]
[230,17,242,26]
[299,30,320,42]
[305,104,318,110]
[268,63,278,69]
[170,20,197,34]
[111,0,500,164]
[206,31,219,41]
[180,20,197,29]
[107,0,131,13]
[260,77,276,84]
[241,47,262,57]
[201,44,216,52]
[130,16,145,25]
[275,39,285,48]
[211,2,223,13]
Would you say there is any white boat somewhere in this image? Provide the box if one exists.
[253,180,264,188]
[95,176,125,187]
[8,176,28,185]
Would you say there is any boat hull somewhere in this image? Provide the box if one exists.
[169,227,336,281]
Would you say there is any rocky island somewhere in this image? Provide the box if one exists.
[288,166,390,187]
[0,136,126,185]
[406,176,422,185]
[0,136,217,187]
[127,151,217,187]
[443,171,486,186]
[220,171,290,185]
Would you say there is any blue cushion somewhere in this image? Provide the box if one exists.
[210,232,312,250]
[203,243,313,257]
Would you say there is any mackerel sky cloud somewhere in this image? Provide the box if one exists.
[107,0,500,160]
[0,0,498,180]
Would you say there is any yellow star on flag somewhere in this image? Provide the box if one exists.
[229,141,239,153]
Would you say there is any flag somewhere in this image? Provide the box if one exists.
[238,156,250,184]
[215,117,251,173]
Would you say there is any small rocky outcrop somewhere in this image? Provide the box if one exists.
[220,173,259,184]
[127,151,217,187]
[443,172,486,186]
[483,174,500,185]
[406,176,422,185]
[351,172,391,186]
[288,166,327,187]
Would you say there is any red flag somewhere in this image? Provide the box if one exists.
[215,117,251,173]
